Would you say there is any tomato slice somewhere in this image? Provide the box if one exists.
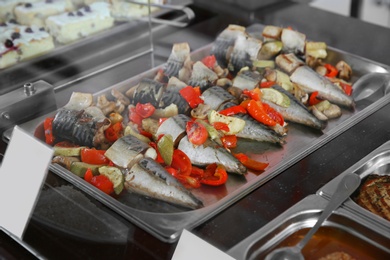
[221,135,237,149]
[90,175,114,195]
[135,102,156,118]
[186,121,208,145]
[170,149,192,176]
[179,86,204,108]
[128,106,143,126]
[200,163,228,186]
[201,55,217,68]
[43,117,55,145]
[81,148,110,165]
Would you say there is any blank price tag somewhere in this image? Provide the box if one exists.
[172,229,235,260]
[0,126,53,239]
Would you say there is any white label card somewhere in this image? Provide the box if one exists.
[172,229,236,260]
[0,126,53,239]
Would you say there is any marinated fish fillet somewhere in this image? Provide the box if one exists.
[124,157,203,209]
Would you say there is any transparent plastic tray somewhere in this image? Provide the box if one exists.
[4,24,390,242]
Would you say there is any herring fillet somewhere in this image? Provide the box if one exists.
[178,136,247,175]
[290,66,354,108]
[124,157,203,209]
[262,85,326,130]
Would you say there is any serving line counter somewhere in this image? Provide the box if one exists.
[0,1,390,259]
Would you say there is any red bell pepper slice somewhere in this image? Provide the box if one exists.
[90,175,114,195]
[105,122,123,143]
[135,102,156,118]
[243,88,262,101]
[260,81,276,88]
[186,121,208,145]
[165,166,201,189]
[170,149,192,176]
[245,99,277,126]
[219,105,247,116]
[262,103,285,126]
[81,148,110,165]
[234,153,269,171]
[309,91,322,106]
[200,163,228,186]
[221,135,237,149]
[340,82,353,96]
[212,122,230,132]
[54,141,78,147]
[179,86,204,108]
[43,117,55,145]
[324,63,338,78]
[201,55,216,69]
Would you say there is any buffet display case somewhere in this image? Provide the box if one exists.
[1,1,390,259]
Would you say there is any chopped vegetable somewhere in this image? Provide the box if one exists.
[234,153,269,171]
[179,86,204,108]
[90,175,114,195]
[219,105,247,116]
[245,100,277,126]
[81,148,110,165]
[170,149,192,176]
[186,121,208,145]
[98,166,125,195]
[324,63,338,78]
[157,134,174,165]
[43,117,55,145]
[200,163,228,186]
[105,122,123,142]
[339,82,353,96]
[260,81,276,88]
[261,88,290,107]
[201,55,216,69]
[221,135,237,149]
[309,91,322,106]
[208,110,245,135]
[135,102,156,118]
[84,168,94,182]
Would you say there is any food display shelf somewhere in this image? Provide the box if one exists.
[3,23,390,243]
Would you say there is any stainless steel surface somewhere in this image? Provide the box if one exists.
[228,195,390,260]
[264,173,360,260]
[318,140,390,229]
[0,80,57,132]
[4,23,390,243]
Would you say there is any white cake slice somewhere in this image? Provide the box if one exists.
[14,0,75,27]
[0,0,40,23]
[45,2,114,44]
[0,24,55,69]
[110,0,164,20]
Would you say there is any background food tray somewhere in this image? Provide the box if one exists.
[318,140,390,230]
[227,195,390,259]
[4,24,390,243]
